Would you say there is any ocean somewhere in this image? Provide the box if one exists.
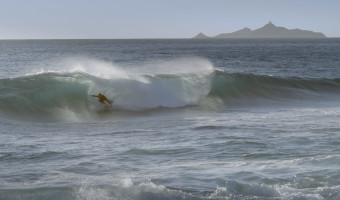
[0,39,340,200]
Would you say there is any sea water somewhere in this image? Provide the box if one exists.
[0,39,340,200]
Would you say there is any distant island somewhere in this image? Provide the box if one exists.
[194,22,326,39]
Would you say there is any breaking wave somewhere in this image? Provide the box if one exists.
[1,58,340,121]
[1,176,340,200]
[0,57,213,121]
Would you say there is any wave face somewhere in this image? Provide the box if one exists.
[209,71,340,103]
[1,60,340,121]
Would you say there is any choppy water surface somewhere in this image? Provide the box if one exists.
[1,39,340,200]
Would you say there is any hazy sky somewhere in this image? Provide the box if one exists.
[1,0,339,39]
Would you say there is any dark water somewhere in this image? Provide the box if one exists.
[1,39,340,200]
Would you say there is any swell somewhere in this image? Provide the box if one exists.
[1,70,340,121]
[209,71,340,101]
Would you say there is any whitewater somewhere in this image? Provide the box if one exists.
[1,39,340,200]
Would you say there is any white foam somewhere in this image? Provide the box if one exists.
[74,181,111,200]
[120,177,134,188]
[79,57,214,110]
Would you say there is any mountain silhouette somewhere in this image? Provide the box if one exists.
[194,32,209,39]
[194,22,326,39]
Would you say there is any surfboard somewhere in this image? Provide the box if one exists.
[103,100,114,110]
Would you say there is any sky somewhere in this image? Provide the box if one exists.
[0,0,339,39]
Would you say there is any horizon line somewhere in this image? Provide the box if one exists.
[1,37,340,40]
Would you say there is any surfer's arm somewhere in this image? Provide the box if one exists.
[91,95,98,97]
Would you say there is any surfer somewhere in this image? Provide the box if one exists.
[91,93,113,105]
